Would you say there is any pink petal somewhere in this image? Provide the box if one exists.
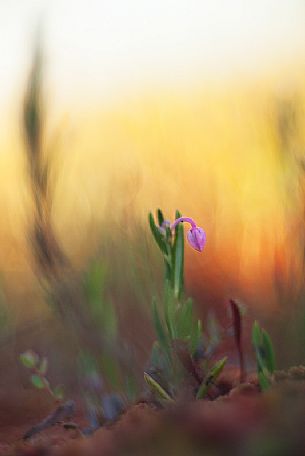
[187,227,206,252]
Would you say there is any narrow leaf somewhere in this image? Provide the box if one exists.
[164,286,176,340]
[144,372,174,403]
[252,321,275,391]
[148,212,167,254]
[31,374,45,389]
[209,357,227,378]
[172,211,184,298]
[196,357,227,399]
[20,350,39,369]
[176,299,193,340]
[261,329,275,374]
[157,208,164,227]
[258,372,271,391]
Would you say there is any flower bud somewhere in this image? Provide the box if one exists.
[187,226,206,252]
[171,216,206,252]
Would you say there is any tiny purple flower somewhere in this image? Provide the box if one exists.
[158,219,171,235]
[171,217,206,252]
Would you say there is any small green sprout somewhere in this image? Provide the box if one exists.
[196,357,227,399]
[20,350,64,401]
[149,209,185,298]
[149,210,204,366]
[252,321,275,391]
[147,209,226,403]
[149,210,203,356]
[20,350,39,369]
[144,372,174,403]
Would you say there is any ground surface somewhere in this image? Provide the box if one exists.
[1,368,305,456]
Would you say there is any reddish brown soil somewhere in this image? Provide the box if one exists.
[1,368,305,456]
[0,388,86,456]
[54,382,304,456]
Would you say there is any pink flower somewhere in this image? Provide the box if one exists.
[171,217,206,252]
[187,226,206,252]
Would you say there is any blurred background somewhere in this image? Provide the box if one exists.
[1,0,305,397]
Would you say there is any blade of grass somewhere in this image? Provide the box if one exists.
[196,357,227,399]
[261,329,275,374]
[148,212,167,254]
[144,372,174,403]
[172,210,184,299]
[157,208,164,227]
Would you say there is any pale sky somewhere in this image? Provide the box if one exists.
[0,0,305,107]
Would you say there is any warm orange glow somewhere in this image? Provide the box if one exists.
[1,63,305,317]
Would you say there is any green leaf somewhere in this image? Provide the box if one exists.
[20,350,39,369]
[152,298,168,350]
[258,372,271,392]
[157,208,164,227]
[252,321,275,391]
[149,341,171,375]
[261,329,275,374]
[163,286,176,340]
[176,299,193,340]
[165,225,172,243]
[172,210,184,298]
[38,357,48,375]
[144,372,174,403]
[164,258,172,282]
[31,374,45,389]
[209,357,227,378]
[252,321,275,373]
[148,212,167,254]
[196,357,227,399]
[252,323,264,368]
[175,209,182,219]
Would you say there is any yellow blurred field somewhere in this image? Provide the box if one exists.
[0,61,305,320]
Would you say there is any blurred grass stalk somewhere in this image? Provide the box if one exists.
[270,95,305,366]
[23,36,84,334]
[22,36,142,399]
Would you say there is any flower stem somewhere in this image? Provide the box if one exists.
[170,217,196,230]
